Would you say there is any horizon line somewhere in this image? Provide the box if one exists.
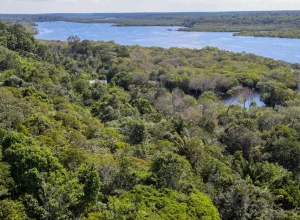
[1,10,300,15]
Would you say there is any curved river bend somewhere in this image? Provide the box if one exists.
[36,22,300,64]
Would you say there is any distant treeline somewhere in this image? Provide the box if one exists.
[234,28,300,39]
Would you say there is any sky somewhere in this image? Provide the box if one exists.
[1,0,300,14]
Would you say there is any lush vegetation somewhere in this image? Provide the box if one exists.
[1,21,300,219]
[2,11,300,38]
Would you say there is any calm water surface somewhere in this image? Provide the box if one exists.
[223,91,265,108]
[36,22,300,64]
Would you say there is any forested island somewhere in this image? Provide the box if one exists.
[1,21,300,219]
[2,11,300,39]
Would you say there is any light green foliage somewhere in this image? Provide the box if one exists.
[188,190,220,220]
[0,199,28,220]
[106,186,220,220]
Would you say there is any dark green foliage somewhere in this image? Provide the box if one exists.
[125,119,147,145]
[111,71,132,90]
[259,81,295,107]
[3,75,26,88]
[199,116,216,133]
[0,46,21,71]
[219,124,261,157]
[265,125,300,173]
[132,98,154,115]
[92,102,120,122]
[234,28,300,39]
[151,153,193,190]
[78,163,101,204]
[0,22,37,52]
[3,134,63,193]
[0,87,31,131]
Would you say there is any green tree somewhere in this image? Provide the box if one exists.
[265,125,300,173]
[0,199,28,220]
[132,98,154,115]
[258,81,295,107]
[151,153,193,190]
[124,119,147,145]
[78,163,102,205]
[219,124,261,157]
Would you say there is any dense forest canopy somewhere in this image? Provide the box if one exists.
[1,21,300,219]
[2,11,300,38]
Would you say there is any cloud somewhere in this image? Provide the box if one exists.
[10,0,77,2]
[10,0,54,2]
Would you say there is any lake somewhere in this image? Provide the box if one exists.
[36,21,300,64]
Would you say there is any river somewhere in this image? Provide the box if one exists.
[36,21,300,64]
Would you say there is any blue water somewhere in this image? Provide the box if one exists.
[223,91,265,108]
[36,21,300,64]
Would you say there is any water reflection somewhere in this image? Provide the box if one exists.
[222,91,265,109]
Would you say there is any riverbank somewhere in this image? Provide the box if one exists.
[2,11,300,39]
